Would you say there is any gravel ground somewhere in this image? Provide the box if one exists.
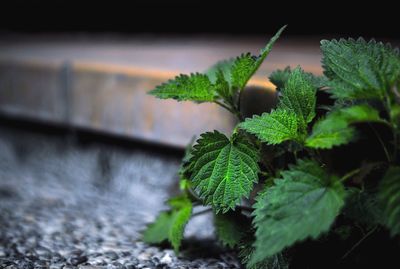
[0,126,241,269]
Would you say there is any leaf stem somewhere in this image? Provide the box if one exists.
[191,208,213,218]
[186,187,202,203]
[341,226,378,259]
[340,168,361,183]
[368,123,391,163]
[214,100,244,121]
[236,205,254,212]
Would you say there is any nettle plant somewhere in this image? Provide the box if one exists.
[142,26,400,268]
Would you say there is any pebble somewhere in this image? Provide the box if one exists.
[0,128,241,269]
[160,253,172,264]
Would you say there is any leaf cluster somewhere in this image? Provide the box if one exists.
[143,27,400,268]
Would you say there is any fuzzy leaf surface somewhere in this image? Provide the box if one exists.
[189,131,259,212]
[379,166,400,236]
[240,110,299,145]
[306,105,383,149]
[250,160,345,265]
[278,67,317,131]
[269,66,328,90]
[321,38,400,100]
[230,26,286,90]
[149,73,216,102]
[214,211,249,248]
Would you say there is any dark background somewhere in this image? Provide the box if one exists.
[1,0,398,39]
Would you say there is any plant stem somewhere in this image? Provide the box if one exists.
[340,168,361,183]
[392,130,398,163]
[191,208,213,218]
[237,205,253,212]
[341,226,378,259]
[214,101,243,121]
[368,123,391,163]
[187,187,202,203]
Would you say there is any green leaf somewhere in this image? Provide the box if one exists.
[250,160,345,265]
[240,109,299,145]
[306,115,356,149]
[179,137,196,180]
[269,66,328,90]
[215,69,232,100]
[306,104,383,149]
[344,188,383,228]
[142,212,171,244]
[379,166,400,236]
[269,66,292,90]
[149,73,216,102]
[230,25,286,90]
[189,131,260,213]
[206,58,235,86]
[214,211,249,248]
[240,246,288,269]
[142,195,192,253]
[278,67,317,131]
[321,38,400,100]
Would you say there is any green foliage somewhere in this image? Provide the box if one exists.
[149,73,216,102]
[321,38,400,100]
[240,110,299,145]
[379,166,400,236]
[146,28,400,268]
[239,242,289,269]
[250,160,345,265]
[306,105,383,149]
[344,188,383,228]
[142,195,192,253]
[241,67,318,144]
[278,67,317,131]
[189,131,259,213]
[269,66,328,90]
[214,211,249,248]
[231,25,286,90]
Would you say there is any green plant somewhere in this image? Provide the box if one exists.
[142,26,400,268]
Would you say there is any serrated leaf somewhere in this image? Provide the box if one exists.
[240,246,288,269]
[179,137,196,180]
[149,73,216,102]
[306,104,383,149]
[142,211,171,244]
[240,109,299,145]
[214,211,249,248]
[189,131,260,213]
[321,38,400,100]
[215,69,232,100]
[142,195,192,253]
[278,67,317,131]
[206,58,235,86]
[168,196,192,252]
[250,160,345,266]
[344,188,383,228]
[305,116,356,149]
[269,66,328,90]
[379,166,400,236]
[230,26,286,90]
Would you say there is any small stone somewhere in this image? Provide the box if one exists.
[68,255,88,266]
[62,266,76,269]
[104,251,118,260]
[160,253,172,264]
[79,266,104,269]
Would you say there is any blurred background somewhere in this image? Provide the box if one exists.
[1,0,399,147]
[0,1,399,267]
